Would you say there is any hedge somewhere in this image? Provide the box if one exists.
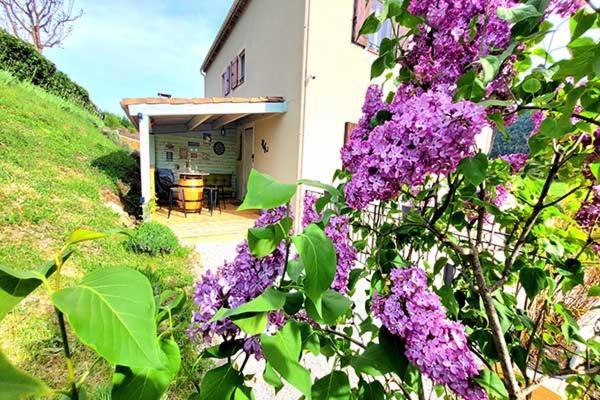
[0,29,98,114]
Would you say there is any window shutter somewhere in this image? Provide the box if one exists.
[231,59,238,89]
[225,65,231,95]
[344,122,357,144]
[352,0,370,47]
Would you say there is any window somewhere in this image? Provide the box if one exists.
[231,58,238,89]
[352,0,394,53]
[238,50,246,84]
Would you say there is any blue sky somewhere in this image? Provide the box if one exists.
[45,0,234,114]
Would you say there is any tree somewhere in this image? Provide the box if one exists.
[0,0,82,52]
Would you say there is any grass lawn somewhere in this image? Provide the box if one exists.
[0,71,204,398]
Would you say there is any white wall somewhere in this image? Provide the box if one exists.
[300,0,377,184]
[203,0,307,185]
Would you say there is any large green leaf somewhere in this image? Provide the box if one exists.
[358,12,381,35]
[292,224,337,315]
[263,362,284,393]
[238,169,297,211]
[199,364,243,400]
[351,328,408,378]
[307,290,352,324]
[357,380,385,400]
[454,70,485,102]
[247,217,291,258]
[478,55,500,84]
[211,287,286,322]
[458,153,488,186]
[497,4,541,23]
[0,351,49,400]
[52,267,162,368]
[312,371,350,400]
[298,179,343,200]
[474,370,508,400]
[260,321,312,399]
[519,267,548,300]
[0,251,72,321]
[112,338,181,400]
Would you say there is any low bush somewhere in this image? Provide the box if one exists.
[126,222,180,256]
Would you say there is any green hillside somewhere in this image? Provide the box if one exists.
[0,71,198,397]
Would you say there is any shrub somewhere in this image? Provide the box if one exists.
[0,28,98,114]
[126,222,179,256]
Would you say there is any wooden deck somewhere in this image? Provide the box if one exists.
[154,202,259,246]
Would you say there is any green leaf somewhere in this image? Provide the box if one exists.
[478,56,500,84]
[589,285,600,297]
[67,228,108,245]
[233,312,268,335]
[487,112,507,135]
[351,329,408,377]
[112,338,181,400]
[247,217,291,258]
[0,251,72,321]
[298,179,343,200]
[52,267,162,369]
[458,153,488,186]
[263,362,283,393]
[589,162,600,181]
[497,4,541,23]
[156,289,186,324]
[201,340,244,359]
[312,371,350,400]
[293,224,337,316]
[211,287,287,322]
[522,78,541,93]
[283,291,304,315]
[454,70,486,102]
[436,285,459,317]
[199,364,243,400]
[371,53,387,79]
[474,370,508,400]
[359,13,381,35]
[307,290,352,324]
[260,321,312,398]
[357,380,385,400]
[238,169,297,211]
[519,267,548,300]
[0,351,49,400]
[570,10,597,41]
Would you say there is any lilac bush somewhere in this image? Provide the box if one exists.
[190,1,599,399]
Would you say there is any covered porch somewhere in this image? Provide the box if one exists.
[120,96,287,221]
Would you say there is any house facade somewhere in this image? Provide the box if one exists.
[121,0,390,217]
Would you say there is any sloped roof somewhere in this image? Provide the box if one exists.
[120,96,284,108]
[200,0,251,73]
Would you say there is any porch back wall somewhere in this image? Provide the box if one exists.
[154,130,238,190]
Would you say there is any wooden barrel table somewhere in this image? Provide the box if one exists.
[178,173,206,212]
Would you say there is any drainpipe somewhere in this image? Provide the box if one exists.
[295,0,311,227]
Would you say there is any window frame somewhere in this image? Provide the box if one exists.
[238,49,246,86]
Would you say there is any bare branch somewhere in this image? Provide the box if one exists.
[0,0,82,52]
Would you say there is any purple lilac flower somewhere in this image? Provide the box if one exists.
[530,110,545,136]
[575,186,600,230]
[303,192,357,293]
[372,267,487,400]
[500,153,528,174]
[190,206,289,357]
[492,184,510,208]
[341,85,487,209]
[546,0,585,17]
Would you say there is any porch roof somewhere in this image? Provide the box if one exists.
[120,96,287,132]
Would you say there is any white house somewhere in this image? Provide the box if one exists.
[121,0,391,217]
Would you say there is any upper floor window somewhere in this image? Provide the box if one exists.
[222,50,245,96]
[352,0,394,53]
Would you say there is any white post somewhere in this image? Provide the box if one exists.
[139,113,152,220]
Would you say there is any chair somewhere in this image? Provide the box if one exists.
[155,169,176,205]
[200,186,221,216]
[168,187,186,219]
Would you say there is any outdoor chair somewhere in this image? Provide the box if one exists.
[200,186,221,216]
[168,187,186,219]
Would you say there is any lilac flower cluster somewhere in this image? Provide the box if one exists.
[500,153,528,174]
[546,0,585,17]
[341,85,487,209]
[575,186,600,230]
[190,207,289,356]
[303,192,357,293]
[372,267,487,400]
[403,0,516,88]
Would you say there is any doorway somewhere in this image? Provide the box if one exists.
[239,127,254,199]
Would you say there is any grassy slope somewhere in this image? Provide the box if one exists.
[0,72,199,398]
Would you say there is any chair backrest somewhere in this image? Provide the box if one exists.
[205,173,232,187]
[155,169,175,199]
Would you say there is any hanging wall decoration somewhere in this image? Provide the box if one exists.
[179,147,188,160]
[166,151,173,161]
[213,141,225,156]
[203,133,212,143]
[201,153,211,161]
[165,143,174,150]
[261,139,269,153]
